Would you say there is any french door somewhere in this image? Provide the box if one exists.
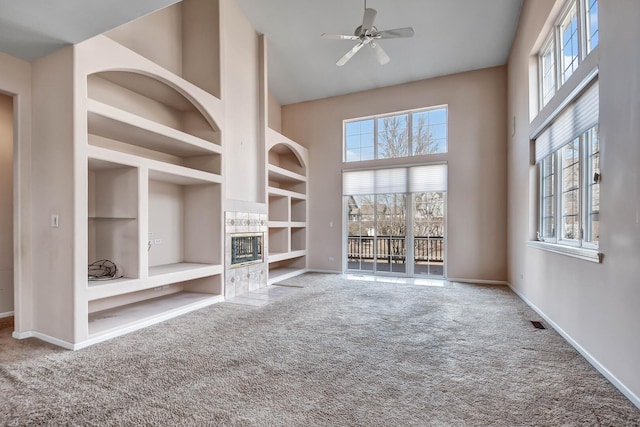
[346,191,445,277]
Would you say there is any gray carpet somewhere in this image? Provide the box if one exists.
[1,273,639,426]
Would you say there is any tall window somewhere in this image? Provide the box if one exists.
[585,0,599,53]
[537,0,598,108]
[540,155,556,239]
[584,126,600,244]
[344,106,447,162]
[560,4,579,83]
[539,126,599,247]
[540,38,556,107]
[560,139,580,240]
[535,79,599,250]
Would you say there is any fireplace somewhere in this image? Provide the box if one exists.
[225,211,267,298]
[230,233,263,267]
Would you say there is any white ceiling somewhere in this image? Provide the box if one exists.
[0,0,180,61]
[0,0,523,106]
[235,0,523,105]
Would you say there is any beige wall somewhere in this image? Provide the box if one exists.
[268,91,282,132]
[106,4,183,76]
[222,0,261,204]
[0,94,13,315]
[282,67,508,280]
[30,47,76,341]
[507,0,640,403]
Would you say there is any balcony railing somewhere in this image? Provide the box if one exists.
[347,236,444,264]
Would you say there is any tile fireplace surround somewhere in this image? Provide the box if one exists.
[225,212,268,298]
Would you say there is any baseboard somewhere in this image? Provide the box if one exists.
[509,284,640,410]
[12,330,75,350]
[0,310,14,319]
[447,277,509,286]
[307,269,342,274]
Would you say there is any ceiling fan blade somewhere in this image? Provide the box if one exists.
[371,42,390,65]
[361,8,377,33]
[321,33,360,41]
[337,42,365,66]
[378,27,415,39]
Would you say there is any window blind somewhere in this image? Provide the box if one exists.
[343,164,447,195]
[409,164,447,193]
[535,79,599,163]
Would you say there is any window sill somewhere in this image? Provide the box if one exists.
[527,241,602,263]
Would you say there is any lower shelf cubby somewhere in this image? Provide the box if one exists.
[268,256,307,284]
[87,274,223,336]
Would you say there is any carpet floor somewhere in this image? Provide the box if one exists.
[1,273,639,426]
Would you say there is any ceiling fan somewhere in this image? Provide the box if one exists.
[321,2,415,66]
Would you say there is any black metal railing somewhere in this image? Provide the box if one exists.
[347,236,444,264]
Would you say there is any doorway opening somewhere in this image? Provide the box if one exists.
[0,93,14,319]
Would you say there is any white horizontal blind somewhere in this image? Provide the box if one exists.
[535,80,599,162]
[342,170,375,195]
[409,164,447,192]
[343,164,447,195]
[374,168,408,194]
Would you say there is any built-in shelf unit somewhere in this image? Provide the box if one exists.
[266,129,309,284]
[68,14,224,347]
[83,65,224,342]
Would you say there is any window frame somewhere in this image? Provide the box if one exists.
[539,35,557,108]
[559,1,580,85]
[537,126,599,251]
[343,106,448,163]
[583,0,599,55]
[537,0,598,110]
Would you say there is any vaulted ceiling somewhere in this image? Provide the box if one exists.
[0,0,523,105]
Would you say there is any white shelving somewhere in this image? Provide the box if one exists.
[83,55,224,344]
[266,133,309,284]
[88,99,222,158]
[88,289,224,336]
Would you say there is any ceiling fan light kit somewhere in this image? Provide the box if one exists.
[321,4,415,66]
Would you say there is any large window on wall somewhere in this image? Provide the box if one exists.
[344,106,447,162]
[538,0,599,108]
[534,76,600,256]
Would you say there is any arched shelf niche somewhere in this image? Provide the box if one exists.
[268,142,306,171]
[87,70,222,175]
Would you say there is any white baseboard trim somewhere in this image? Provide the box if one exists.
[268,268,309,285]
[447,277,509,286]
[0,311,14,319]
[307,269,342,274]
[509,284,640,410]
[12,330,75,350]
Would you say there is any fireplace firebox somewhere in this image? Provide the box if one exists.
[230,233,263,267]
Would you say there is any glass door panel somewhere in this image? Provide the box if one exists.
[346,192,445,277]
[347,195,375,271]
[375,194,406,274]
[413,192,445,277]
[346,194,406,274]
